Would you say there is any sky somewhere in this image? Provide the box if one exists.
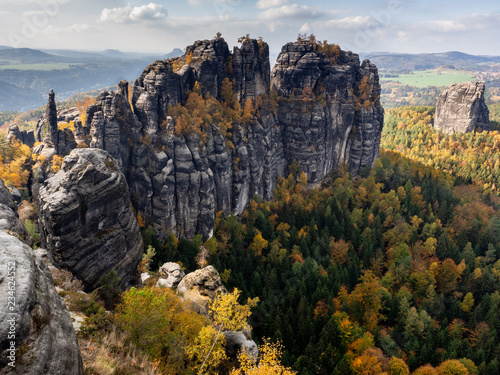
[1,0,500,56]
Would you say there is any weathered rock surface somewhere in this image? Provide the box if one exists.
[435,81,490,134]
[0,231,83,375]
[0,179,31,245]
[176,265,226,315]
[272,42,384,177]
[31,37,384,241]
[33,91,76,160]
[0,179,16,212]
[57,107,80,123]
[36,148,143,290]
[224,331,259,360]
[157,262,185,288]
[6,124,35,148]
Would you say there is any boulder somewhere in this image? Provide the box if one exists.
[157,262,185,288]
[37,148,143,290]
[0,231,83,374]
[224,331,258,360]
[435,81,490,134]
[176,266,226,315]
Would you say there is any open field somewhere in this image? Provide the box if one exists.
[381,69,474,87]
[0,63,76,71]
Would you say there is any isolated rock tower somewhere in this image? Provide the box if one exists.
[434,81,490,134]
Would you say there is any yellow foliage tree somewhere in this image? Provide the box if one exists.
[115,287,208,374]
[50,155,64,173]
[194,288,259,375]
[185,325,227,375]
[230,338,296,375]
[389,357,410,375]
[412,365,438,375]
[250,232,268,258]
[0,138,31,189]
[337,270,389,331]
[437,360,469,375]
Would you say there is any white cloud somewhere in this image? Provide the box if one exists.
[258,4,321,20]
[306,16,374,30]
[100,3,167,24]
[415,13,500,33]
[256,0,291,9]
[299,22,310,32]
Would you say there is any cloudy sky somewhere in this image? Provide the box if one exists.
[1,0,500,56]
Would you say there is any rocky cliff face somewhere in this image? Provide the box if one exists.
[272,42,384,178]
[434,81,490,134]
[33,37,383,240]
[6,124,35,148]
[0,232,84,375]
[0,179,81,374]
[36,148,143,290]
[0,178,31,245]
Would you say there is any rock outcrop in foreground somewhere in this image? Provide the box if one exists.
[159,264,259,361]
[37,148,143,290]
[0,232,83,375]
[33,37,384,240]
[434,81,490,134]
[0,179,31,245]
[177,265,227,315]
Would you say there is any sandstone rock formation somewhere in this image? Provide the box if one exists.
[32,37,384,240]
[33,90,76,159]
[272,43,384,177]
[434,81,490,134]
[224,331,259,360]
[57,107,80,123]
[36,148,143,290]
[156,262,185,289]
[0,178,31,245]
[0,231,83,375]
[177,265,226,315]
[6,124,35,147]
[0,179,16,212]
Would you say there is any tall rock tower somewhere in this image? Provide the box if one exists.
[434,81,490,134]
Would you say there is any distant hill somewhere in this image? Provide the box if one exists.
[0,48,71,64]
[165,48,183,59]
[0,47,172,111]
[362,51,500,72]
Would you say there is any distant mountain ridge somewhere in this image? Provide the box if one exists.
[0,48,71,64]
[361,51,500,71]
[0,46,183,111]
